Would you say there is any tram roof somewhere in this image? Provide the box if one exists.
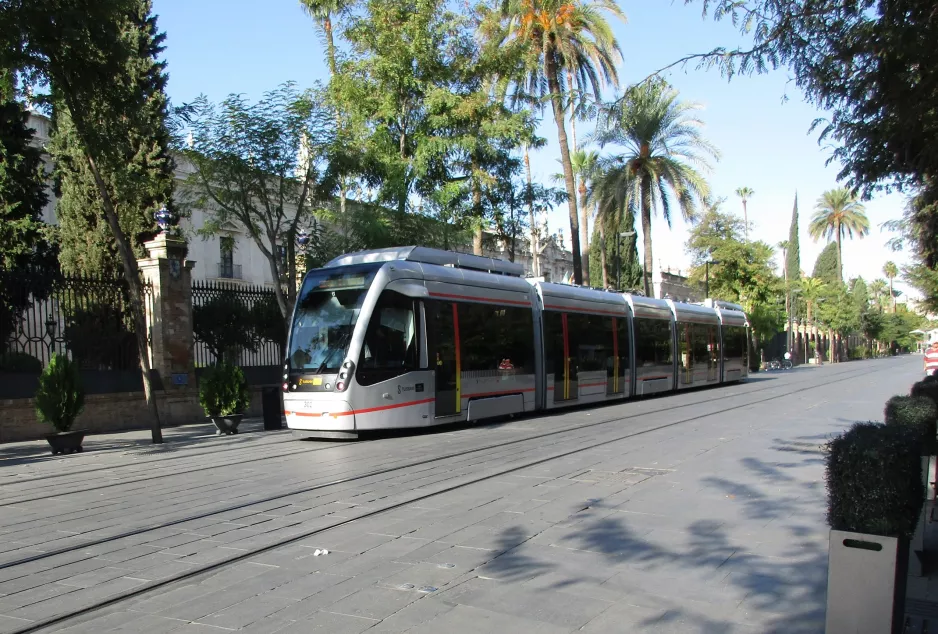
[323,246,524,277]
[669,300,721,324]
[715,307,749,327]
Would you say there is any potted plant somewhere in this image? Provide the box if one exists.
[825,422,924,634]
[199,361,250,435]
[885,394,938,453]
[35,354,86,454]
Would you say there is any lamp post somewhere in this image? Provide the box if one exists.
[44,315,57,361]
[615,230,637,290]
[704,259,720,299]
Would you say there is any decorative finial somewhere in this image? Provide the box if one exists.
[155,206,172,234]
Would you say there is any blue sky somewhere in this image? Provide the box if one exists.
[153,0,914,296]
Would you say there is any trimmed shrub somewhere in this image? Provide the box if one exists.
[885,395,938,451]
[34,354,85,433]
[0,351,42,372]
[911,379,938,412]
[199,361,250,417]
[826,422,924,539]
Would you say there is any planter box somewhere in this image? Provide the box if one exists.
[46,430,85,455]
[210,415,242,435]
[826,530,908,634]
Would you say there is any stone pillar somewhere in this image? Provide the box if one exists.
[137,233,196,390]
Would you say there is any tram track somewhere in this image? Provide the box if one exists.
[0,363,844,506]
[2,361,889,634]
[0,363,874,574]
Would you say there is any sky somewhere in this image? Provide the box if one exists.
[152,0,915,298]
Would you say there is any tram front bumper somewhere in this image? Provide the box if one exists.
[284,399,355,432]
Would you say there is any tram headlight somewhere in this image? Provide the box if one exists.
[336,380,347,392]
[281,382,289,392]
[338,371,348,380]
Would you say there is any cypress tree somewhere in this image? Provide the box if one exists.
[787,193,801,281]
[0,93,58,348]
[813,242,840,285]
[48,0,174,276]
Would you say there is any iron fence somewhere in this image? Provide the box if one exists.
[191,279,285,368]
[1,272,152,372]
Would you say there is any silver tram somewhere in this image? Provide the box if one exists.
[282,247,749,439]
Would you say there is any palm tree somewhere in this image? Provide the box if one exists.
[594,80,717,296]
[809,188,870,282]
[883,261,898,312]
[496,0,625,285]
[869,278,889,312]
[300,0,352,76]
[799,277,826,323]
[557,149,600,285]
[735,186,754,241]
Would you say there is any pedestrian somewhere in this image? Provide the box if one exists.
[924,341,938,377]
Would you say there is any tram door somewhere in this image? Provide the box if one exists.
[428,301,460,417]
[545,311,578,402]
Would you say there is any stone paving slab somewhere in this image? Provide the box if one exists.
[0,357,919,633]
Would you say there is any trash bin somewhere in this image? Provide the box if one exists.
[262,386,282,430]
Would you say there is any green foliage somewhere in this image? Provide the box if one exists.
[250,295,287,351]
[826,422,924,539]
[812,243,840,285]
[34,353,85,433]
[185,82,336,320]
[595,78,717,296]
[0,99,58,346]
[198,361,250,417]
[880,308,926,351]
[885,395,937,451]
[0,351,42,372]
[816,284,861,336]
[911,380,938,413]
[63,302,138,370]
[848,346,869,360]
[193,296,257,365]
[787,194,801,285]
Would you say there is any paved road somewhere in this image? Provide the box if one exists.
[0,357,923,633]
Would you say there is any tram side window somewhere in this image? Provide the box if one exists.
[723,326,748,359]
[458,303,535,374]
[566,313,610,372]
[356,290,418,386]
[691,325,714,366]
[634,318,673,366]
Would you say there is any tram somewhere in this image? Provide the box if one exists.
[283,247,749,439]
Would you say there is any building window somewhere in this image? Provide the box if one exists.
[219,236,236,279]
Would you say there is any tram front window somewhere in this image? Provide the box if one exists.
[287,265,379,373]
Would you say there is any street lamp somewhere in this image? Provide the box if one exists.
[704,259,720,299]
[615,230,637,290]
[44,315,57,360]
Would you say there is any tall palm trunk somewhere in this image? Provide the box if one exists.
[567,69,589,286]
[524,144,539,277]
[322,12,349,257]
[471,155,483,255]
[640,174,653,297]
[599,222,609,287]
[742,200,749,241]
[545,46,581,285]
[889,277,895,313]
[835,218,842,281]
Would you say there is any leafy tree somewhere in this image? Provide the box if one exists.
[735,186,753,241]
[811,242,840,286]
[4,0,177,443]
[595,79,717,296]
[809,188,870,282]
[493,0,625,285]
[816,284,860,338]
[869,278,890,313]
[686,0,938,267]
[686,204,783,355]
[192,295,256,365]
[798,277,826,323]
[786,192,801,283]
[883,260,898,312]
[0,97,57,348]
[184,83,336,321]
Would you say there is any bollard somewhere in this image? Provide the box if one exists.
[262,386,282,430]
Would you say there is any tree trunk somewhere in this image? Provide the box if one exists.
[742,200,749,241]
[640,174,654,297]
[524,145,538,277]
[323,15,337,77]
[599,222,609,288]
[835,218,842,281]
[567,69,589,286]
[545,47,581,285]
[472,156,483,256]
[889,277,895,312]
[84,153,162,444]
